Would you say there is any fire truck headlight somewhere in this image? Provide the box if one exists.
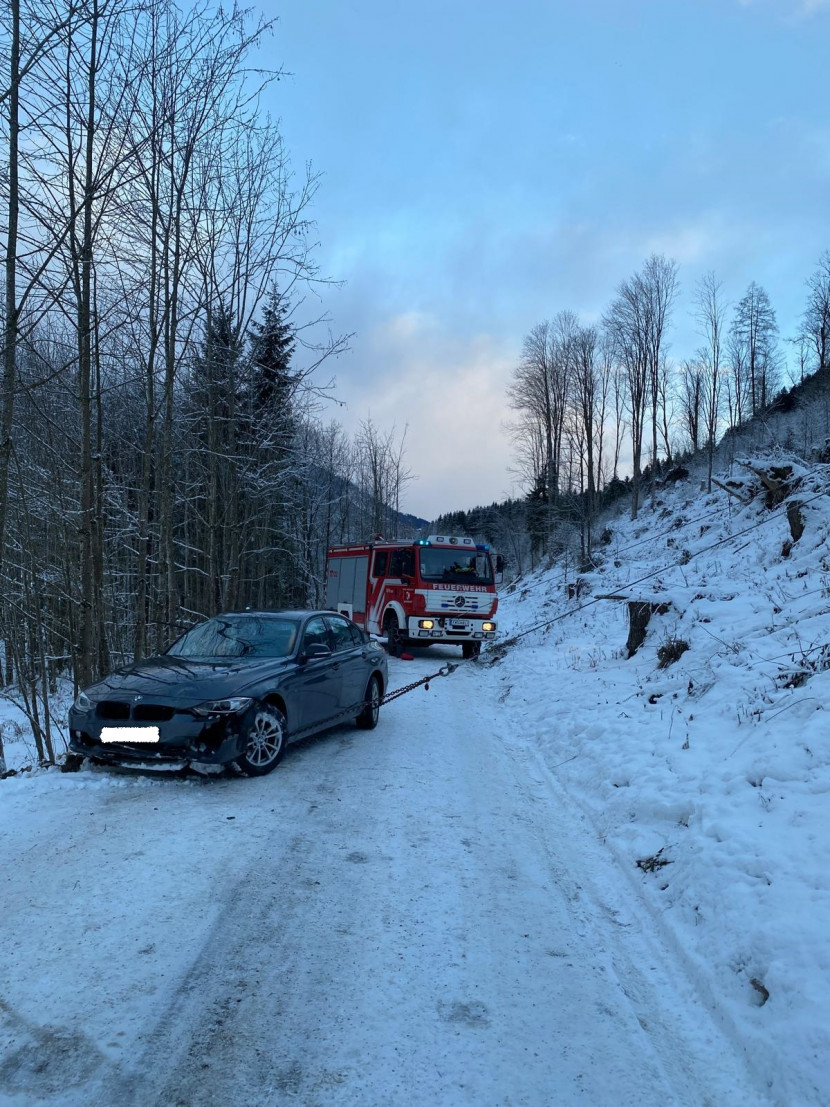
[482,621,496,632]
[418,619,435,630]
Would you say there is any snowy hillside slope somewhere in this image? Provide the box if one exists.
[693,365,830,490]
[718,367,830,469]
[492,451,830,1105]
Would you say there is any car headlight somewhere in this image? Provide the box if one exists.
[192,697,253,717]
[482,622,496,632]
[73,691,93,712]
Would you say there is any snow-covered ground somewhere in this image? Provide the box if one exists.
[0,666,764,1105]
[494,452,830,1106]
[0,450,827,1105]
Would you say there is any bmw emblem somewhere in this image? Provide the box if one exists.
[134,694,143,702]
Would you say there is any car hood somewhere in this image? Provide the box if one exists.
[82,655,292,705]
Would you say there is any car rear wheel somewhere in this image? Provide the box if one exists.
[236,705,287,776]
[356,675,381,730]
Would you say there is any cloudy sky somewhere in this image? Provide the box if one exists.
[257,0,830,520]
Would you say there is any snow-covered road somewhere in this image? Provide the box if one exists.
[1,649,767,1106]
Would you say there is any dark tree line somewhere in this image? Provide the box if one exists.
[0,0,411,764]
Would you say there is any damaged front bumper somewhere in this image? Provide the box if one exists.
[68,711,244,769]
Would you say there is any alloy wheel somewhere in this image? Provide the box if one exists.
[245,711,284,767]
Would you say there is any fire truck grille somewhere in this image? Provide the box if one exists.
[425,593,490,613]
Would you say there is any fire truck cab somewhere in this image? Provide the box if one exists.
[325,535,498,658]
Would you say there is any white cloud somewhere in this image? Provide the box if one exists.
[639,210,766,270]
[332,314,518,520]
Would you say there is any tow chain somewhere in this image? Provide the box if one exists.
[380,662,458,706]
[289,660,461,739]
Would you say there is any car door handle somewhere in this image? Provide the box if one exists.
[332,662,341,671]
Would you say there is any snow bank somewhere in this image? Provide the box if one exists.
[493,451,830,1106]
[0,680,73,776]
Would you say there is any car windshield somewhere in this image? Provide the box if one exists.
[166,615,299,659]
[418,548,493,585]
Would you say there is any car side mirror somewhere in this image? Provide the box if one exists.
[302,642,332,662]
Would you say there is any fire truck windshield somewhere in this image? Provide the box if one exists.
[418,548,493,585]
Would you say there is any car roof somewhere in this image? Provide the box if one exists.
[220,610,345,620]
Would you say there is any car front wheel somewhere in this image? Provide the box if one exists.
[356,675,381,730]
[236,705,287,776]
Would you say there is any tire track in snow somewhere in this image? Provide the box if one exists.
[472,665,772,1107]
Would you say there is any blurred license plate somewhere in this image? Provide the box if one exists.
[101,727,160,744]
[450,620,472,630]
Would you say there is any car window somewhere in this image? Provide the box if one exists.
[167,616,299,658]
[326,616,358,653]
[302,616,330,653]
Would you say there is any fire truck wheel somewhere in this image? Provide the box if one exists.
[356,675,381,729]
[462,642,482,659]
[382,612,402,657]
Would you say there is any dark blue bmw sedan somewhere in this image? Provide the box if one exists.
[68,611,388,775]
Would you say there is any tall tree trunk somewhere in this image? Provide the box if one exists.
[92,283,108,675]
[0,0,21,586]
[75,1,101,688]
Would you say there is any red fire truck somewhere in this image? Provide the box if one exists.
[325,535,498,658]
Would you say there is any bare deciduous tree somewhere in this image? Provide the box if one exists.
[507,316,572,549]
[569,324,600,553]
[604,269,650,518]
[694,272,727,492]
[643,255,678,489]
[678,358,704,453]
[799,250,830,374]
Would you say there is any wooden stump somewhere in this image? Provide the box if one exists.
[627,601,669,658]
[786,500,805,543]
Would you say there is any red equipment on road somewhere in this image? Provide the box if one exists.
[325,535,498,658]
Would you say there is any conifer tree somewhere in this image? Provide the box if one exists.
[730,282,779,415]
[246,286,296,417]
